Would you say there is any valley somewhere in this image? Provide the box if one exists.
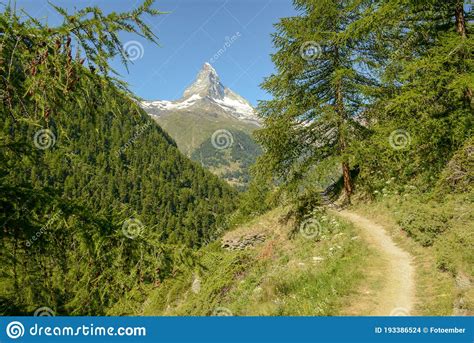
[0,0,472,320]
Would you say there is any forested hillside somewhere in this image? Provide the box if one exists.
[2,93,236,246]
[0,1,236,315]
[134,0,472,317]
[191,129,262,189]
[0,0,472,318]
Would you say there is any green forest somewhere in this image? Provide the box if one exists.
[191,129,262,190]
[0,1,236,315]
[0,0,472,316]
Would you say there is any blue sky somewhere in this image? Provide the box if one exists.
[13,0,296,105]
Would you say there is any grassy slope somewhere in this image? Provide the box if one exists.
[106,193,472,316]
[111,208,372,316]
[154,111,261,188]
[154,111,259,157]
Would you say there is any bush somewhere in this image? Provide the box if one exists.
[436,137,474,194]
[396,203,450,246]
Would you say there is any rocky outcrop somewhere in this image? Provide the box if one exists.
[221,233,266,250]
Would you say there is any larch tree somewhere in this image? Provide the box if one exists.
[352,0,473,191]
[0,0,236,315]
[255,0,375,202]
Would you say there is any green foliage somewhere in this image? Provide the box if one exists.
[255,0,374,199]
[0,0,161,119]
[353,0,473,192]
[248,0,473,316]
[255,0,472,203]
[389,193,473,277]
[436,137,474,193]
[2,99,236,246]
[396,204,450,247]
[0,1,237,315]
[142,244,253,316]
[229,176,274,227]
[1,0,472,318]
[285,189,324,231]
[191,129,262,190]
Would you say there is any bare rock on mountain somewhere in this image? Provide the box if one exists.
[142,63,260,126]
[140,63,262,189]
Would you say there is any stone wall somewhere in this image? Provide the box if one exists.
[221,233,266,250]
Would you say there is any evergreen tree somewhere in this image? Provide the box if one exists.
[352,0,473,191]
[0,1,237,315]
[255,0,374,202]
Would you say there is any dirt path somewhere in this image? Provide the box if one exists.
[336,210,416,316]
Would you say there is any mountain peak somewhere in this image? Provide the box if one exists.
[183,63,225,100]
[142,63,260,126]
[202,62,216,73]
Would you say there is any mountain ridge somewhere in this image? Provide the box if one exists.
[142,63,261,126]
[140,63,262,189]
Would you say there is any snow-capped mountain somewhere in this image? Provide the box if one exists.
[141,63,260,125]
[140,63,262,189]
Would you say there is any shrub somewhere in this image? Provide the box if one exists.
[396,203,450,247]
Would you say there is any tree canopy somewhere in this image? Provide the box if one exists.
[0,1,237,315]
[255,0,472,202]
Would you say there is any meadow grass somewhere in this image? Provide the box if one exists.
[125,208,372,316]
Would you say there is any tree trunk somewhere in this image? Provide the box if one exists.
[455,1,467,38]
[455,1,472,104]
[334,46,353,201]
[342,161,353,197]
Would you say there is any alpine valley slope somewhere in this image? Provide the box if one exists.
[142,63,262,189]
